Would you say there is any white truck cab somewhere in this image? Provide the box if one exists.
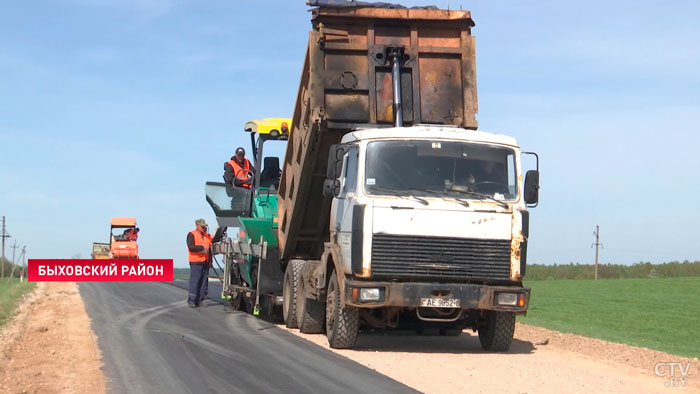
[329,126,533,282]
[316,125,539,350]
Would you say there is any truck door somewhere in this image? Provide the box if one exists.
[334,146,359,271]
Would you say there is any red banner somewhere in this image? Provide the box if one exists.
[28,259,173,282]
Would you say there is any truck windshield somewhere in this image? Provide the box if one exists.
[365,140,518,201]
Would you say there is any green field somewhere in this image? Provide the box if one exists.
[173,268,190,280]
[0,279,36,327]
[519,277,700,358]
[173,267,222,280]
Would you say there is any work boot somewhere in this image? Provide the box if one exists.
[188,302,197,308]
[199,301,208,308]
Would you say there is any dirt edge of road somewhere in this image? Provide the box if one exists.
[280,322,700,393]
[515,322,699,374]
[0,282,105,394]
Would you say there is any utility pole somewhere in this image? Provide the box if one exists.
[7,246,24,283]
[21,246,26,283]
[592,225,602,280]
[11,241,19,267]
[10,241,19,281]
[1,216,10,278]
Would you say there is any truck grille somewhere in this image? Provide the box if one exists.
[370,234,511,281]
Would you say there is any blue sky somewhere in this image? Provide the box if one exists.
[1,1,699,267]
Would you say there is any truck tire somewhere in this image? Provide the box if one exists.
[298,295,325,334]
[325,270,359,349]
[478,310,515,351]
[297,264,325,334]
[283,259,305,328]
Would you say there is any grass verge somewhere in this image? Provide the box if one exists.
[519,277,700,358]
[0,278,36,328]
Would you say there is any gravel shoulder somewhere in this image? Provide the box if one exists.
[280,322,700,393]
[0,282,105,394]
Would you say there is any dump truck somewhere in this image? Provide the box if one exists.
[91,242,110,259]
[206,2,540,351]
[109,217,139,259]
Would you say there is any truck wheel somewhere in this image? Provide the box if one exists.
[297,275,325,334]
[283,259,305,328]
[325,270,359,348]
[478,311,515,351]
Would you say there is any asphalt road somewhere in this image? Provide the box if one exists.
[79,281,417,394]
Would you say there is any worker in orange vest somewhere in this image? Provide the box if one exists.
[124,227,139,241]
[186,218,212,307]
[223,147,256,189]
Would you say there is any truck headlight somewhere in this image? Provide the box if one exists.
[359,288,381,301]
[496,292,518,306]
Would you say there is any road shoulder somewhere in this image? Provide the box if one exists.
[0,282,105,394]
[279,322,700,393]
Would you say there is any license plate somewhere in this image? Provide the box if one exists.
[420,298,461,308]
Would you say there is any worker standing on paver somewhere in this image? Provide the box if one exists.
[186,219,212,308]
[224,147,256,189]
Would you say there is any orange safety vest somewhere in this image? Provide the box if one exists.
[227,159,252,189]
[188,229,212,263]
[125,229,138,241]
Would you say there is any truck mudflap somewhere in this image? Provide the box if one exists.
[343,280,530,313]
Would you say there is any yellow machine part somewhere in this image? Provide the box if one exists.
[244,118,292,136]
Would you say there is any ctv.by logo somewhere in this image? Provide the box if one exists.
[654,362,691,387]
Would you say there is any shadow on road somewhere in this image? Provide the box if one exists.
[349,329,536,355]
[169,280,285,325]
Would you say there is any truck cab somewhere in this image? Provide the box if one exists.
[311,125,539,349]
[328,126,532,283]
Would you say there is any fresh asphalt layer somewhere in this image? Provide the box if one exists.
[79,281,417,394]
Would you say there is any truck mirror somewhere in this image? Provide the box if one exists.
[326,145,339,179]
[524,170,539,205]
[323,179,341,197]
